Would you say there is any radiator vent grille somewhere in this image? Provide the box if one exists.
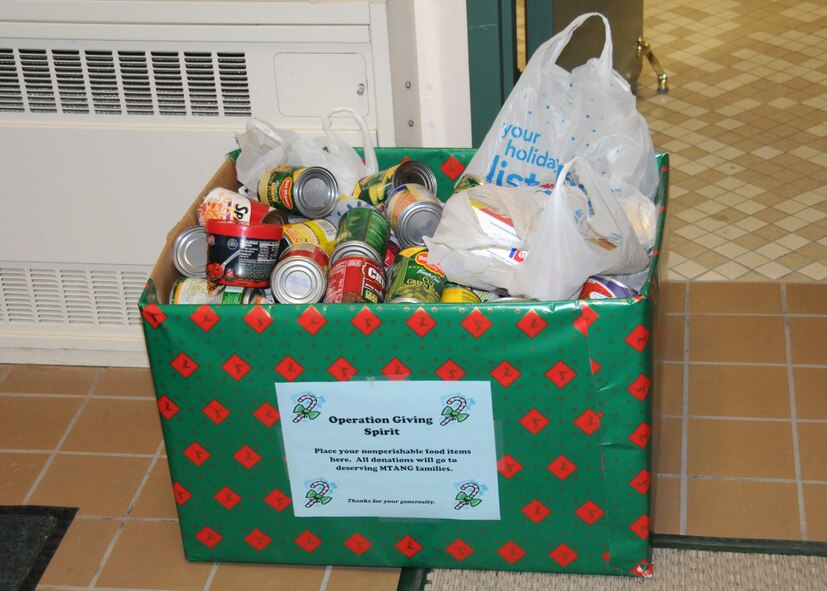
[0,48,251,117]
[0,265,149,327]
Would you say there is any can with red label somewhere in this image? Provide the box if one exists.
[205,220,283,288]
[198,187,275,226]
[324,256,386,304]
[258,165,339,218]
[385,246,446,304]
[578,275,639,299]
[270,242,329,304]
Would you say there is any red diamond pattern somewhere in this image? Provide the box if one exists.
[172,482,191,505]
[574,409,603,435]
[344,533,372,555]
[545,361,576,388]
[490,361,520,388]
[275,355,304,382]
[445,538,474,561]
[572,303,598,336]
[550,543,578,567]
[630,469,651,495]
[141,304,166,328]
[406,308,437,337]
[517,309,548,338]
[170,352,198,378]
[297,306,327,335]
[440,155,466,180]
[183,442,210,466]
[244,305,273,334]
[575,500,605,525]
[190,305,220,332]
[521,499,551,523]
[253,402,280,427]
[222,354,251,381]
[328,357,357,381]
[625,325,651,352]
[435,360,466,381]
[352,307,382,336]
[195,526,222,549]
[518,409,549,435]
[590,358,602,375]
[461,309,492,338]
[245,529,272,551]
[497,541,526,564]
[629,422,652,448]
[214,486,241,509]
[264,488,292,512]
[203,400,230,424]
[630,515,650,540]
[233,445,262,469]
[395,535,423,558]
[295,530,322,552]
[381,358,411,380]
[627,374,651,401]
[547,455,577,480]
[497,454,523,479]
[157,395,179,420]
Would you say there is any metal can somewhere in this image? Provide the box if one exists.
[330,207,390,265]
[205,220,282,288]
[441,282,482,304]
[386,247,446,304]
[281,219,338,255]
[385,183,444,248]
[172,225,208,278]
[258,165,339,218]
[260,208,289,226]
[198,187,275,226]
[352,160,437,208]
[579,275,639,300]
[324,256,386,304]
[453,174,487,193]
[383,235,400,276]
[270,242,329,304]
[169,277,265,304]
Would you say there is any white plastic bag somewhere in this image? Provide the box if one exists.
[464,12,659,202]
[234,108,378,196]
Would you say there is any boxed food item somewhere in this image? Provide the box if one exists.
[139,147,669,577]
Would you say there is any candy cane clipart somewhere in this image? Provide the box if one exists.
[305,480,332,508]
[440,396,469,426]
[293,394,320,423]
[454,482,482,510]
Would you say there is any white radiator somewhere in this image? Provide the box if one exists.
[0,0,400,367]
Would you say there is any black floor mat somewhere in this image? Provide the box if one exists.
[0,506,77,591]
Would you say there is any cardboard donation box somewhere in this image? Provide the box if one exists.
[139,148,670,577]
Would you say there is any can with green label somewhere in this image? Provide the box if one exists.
[330,207,390,265]
[352,160,437,208]
[258,165,339,218]
[386,247,446,304]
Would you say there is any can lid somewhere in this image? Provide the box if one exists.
[330,241,382,266]
[271,258,327,304]
[172,226,207,278]
[295,167,339,218]
[394,161,438,195]
[206,219,283,240]
[396,202,443,248]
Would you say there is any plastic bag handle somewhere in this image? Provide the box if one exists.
[323,108,379,174]
[552,156,600,205]
[540,12,613,80]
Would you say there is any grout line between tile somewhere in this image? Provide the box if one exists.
[88,439,166,589]
[0,449,158,458]
[781,284,808,541]
[0,365,12,383]
[680,283,690,536]
[318,564,334,591]
[657,473,827,485]
[0,392,154,400]
[659,415,827,423]
[202,563,219,591]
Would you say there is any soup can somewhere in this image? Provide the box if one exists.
[172,225,208,278]
[169,278,265,305]
[352,160,437,208]
[205,220,282,288]
[258,165,339,218]
[385,247,446,304]
[281,219,338,255]
[579,275,639,299]
[324,256,385,304]
[330,206,390,265]
[197,187,275,226]
[270,242,329,304]
[385,183,444,248]
[440,282,483,304]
